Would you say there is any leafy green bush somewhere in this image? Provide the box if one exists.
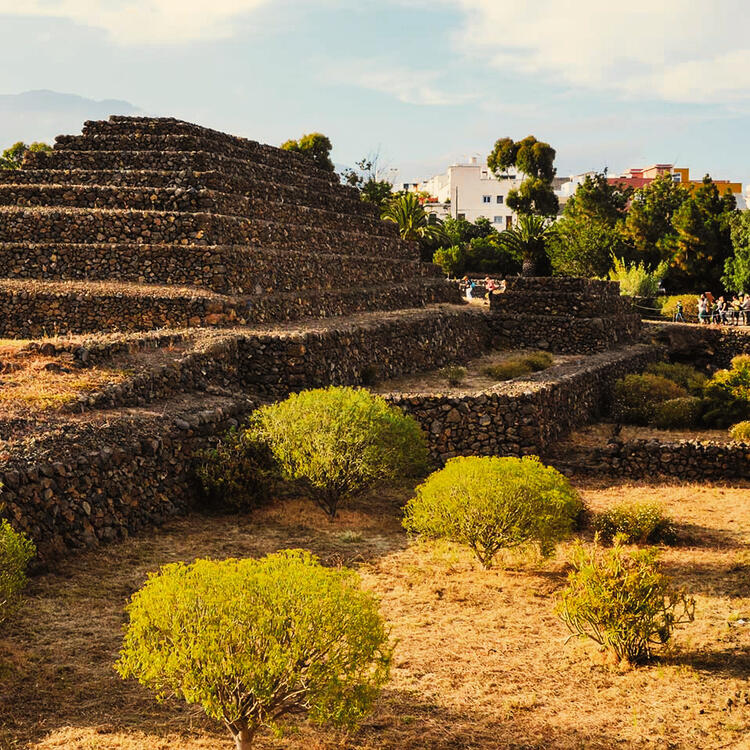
[645,361,706,393]
[702,355,750,428]
[523,350,554,372]
[197,428,275,510]
[116,550,391,749]
[440,365,467,387]
[651,397,703,429]
[432,244,465,277]
[481,360,532,381]
[611,374,686,425]
[247,387,429,518]
[609,256,668,297]
[403,456,582,568]
[593,502,677,545]
[556,540,694,664]
[657,295,698,321]
[729,421,750,442]
[0,518,35,626]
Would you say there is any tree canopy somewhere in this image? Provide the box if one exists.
[723,211,750,294]
[487,135,558,216]
[280,132,335,172]
[0,141,51,169]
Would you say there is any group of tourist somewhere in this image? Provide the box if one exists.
[461,276,506,303]
[674,292,750,325]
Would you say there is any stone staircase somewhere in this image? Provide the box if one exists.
[0,116,459,336]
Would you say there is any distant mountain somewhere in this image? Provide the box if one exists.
[0,90,143,147]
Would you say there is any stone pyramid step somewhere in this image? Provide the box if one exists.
[81,116,334,179]
[0,206,415,259]
[24,149,350,196]
[0,185,397,238]
[0,241,441,294]
[56,131,339,184]
[0,277,460,337]
[0,168,381,217]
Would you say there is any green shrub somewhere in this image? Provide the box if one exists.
[196,428,275,510]
[523,350,554,372]
[593,502,677,545]
[432,244,465,277]
[611,374,686,425]
[481,359,533,381]
[247,386,429,518]
[729,421,750,442]
[556,540,694,664]
[440,365,467,387]
[0,518,35,626]
[702,355,750,428]
[116,550,391,749]
[657,295,698,321]
[645,361,706,393]
[651,396,703,429]
[609,256,668,297]
[403,456,582,568]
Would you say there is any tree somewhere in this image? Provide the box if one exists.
[404,456,582,568]
[0,141,51,169]
[487,135,559,216]
[381,192,447,244]
[116,550,392,749]
[280,132,335,172]
[723,211,750,293]
[670,176,736,289]
[549,173,633,277]
[342,152,394,208]
[0,519,35,625]
[623,174,689,270]
[246,386,429,519]
[496,213,556,276]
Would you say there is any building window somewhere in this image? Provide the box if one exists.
[457,213,466,220]
[482,195,491,203]
[493,216,503,223]
[671,173,682,183]
[496,195,504,204]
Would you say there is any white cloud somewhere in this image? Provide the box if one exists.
[448,0,750,102]
[0,0,271,44]
[324,60,478,106]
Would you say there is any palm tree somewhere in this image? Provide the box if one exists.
[497,214,556,276]
[381,193,447,243]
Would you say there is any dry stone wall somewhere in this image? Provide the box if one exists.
[386,345,660,462]
[488,277,641,353]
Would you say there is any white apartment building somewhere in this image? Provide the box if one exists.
[408,156,571,228]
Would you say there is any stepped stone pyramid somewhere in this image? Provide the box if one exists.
[0,116,459,337]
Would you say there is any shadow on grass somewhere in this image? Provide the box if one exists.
[670,647,750,680]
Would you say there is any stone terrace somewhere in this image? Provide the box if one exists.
[0,116,459,335]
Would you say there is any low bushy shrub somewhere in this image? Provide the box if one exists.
[645,362,706,394]
[247,387,429,518]
[555,540,695,664]
[440,365,467,387]
[481,360,532,381]
[523,350,554,372]
[593,501,677,545]
[702,355,750,428]
[0,518,35,626]
[611,374,686,425]
[729,421,750,442]
[403,456,582,568]
[651,396,703,430]
[197,428,275,510]
[116,550,392,749]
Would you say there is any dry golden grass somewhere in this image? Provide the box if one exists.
[0,355,129,410]
[0,478,748,749]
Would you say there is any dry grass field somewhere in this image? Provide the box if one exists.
[0,478,749,750]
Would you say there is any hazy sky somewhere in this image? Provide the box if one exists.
[1,1,749,185]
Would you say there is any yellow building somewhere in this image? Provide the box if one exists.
[612,164,742,197]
